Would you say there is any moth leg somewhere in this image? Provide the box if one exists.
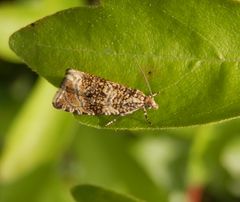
[105,118,117,126]
[143,107,152,125]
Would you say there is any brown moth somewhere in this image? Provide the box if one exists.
[52,69,158,126]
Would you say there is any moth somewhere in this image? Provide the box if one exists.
[52,68,158,126]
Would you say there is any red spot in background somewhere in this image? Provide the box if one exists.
[187,186,203,202]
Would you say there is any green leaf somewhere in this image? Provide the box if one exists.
[9,0,240,129]
[72,184,144,202]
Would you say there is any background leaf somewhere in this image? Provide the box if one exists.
[9,0,240,129]
[71,128,168,202]
[0,79,76,182]
[72,184,144,202]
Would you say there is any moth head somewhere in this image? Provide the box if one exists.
[144,96,158,109]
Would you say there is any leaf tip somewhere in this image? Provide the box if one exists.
[8,31,19,55]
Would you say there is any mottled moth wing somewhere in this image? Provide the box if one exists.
[52,69,158,117]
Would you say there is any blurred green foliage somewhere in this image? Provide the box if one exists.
[1,0,240,202]
[72,185,144,202]
[0,0,81,61]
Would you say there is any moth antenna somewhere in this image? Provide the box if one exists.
[136,61,153,96]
